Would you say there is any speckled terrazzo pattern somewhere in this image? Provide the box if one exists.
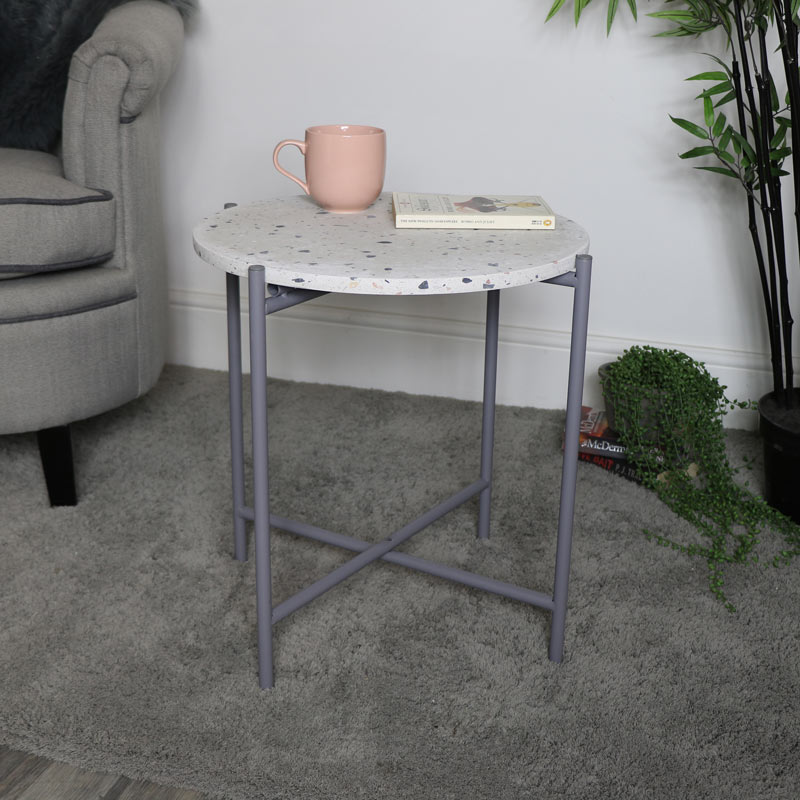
[192,194,590,295]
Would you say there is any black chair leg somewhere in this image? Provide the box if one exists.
[37,425,77,506]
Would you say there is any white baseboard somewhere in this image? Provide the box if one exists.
[167,288,776,430]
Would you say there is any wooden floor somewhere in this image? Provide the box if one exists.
[0,746,209,800]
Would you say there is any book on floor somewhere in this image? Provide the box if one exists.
[566,406,699,485]
[392,192,556,230]
[565,406,643,484]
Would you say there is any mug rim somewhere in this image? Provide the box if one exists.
[307,124,384,137]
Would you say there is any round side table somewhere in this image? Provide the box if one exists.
[193,193,592,688]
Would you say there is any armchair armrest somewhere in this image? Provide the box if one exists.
[62,0,184,188]
[68,0,184,121]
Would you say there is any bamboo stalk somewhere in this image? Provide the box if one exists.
[756,25,792,403]
[733,0,785,397]
[775,0,798,405]
[729,55,780,395]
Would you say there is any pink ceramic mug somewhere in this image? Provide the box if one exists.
[273,124,386,213]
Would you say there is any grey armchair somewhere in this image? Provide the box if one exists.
[0,0,185,504]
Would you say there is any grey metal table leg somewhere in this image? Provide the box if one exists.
[478,289,500,540]
[248,265,275,689]
[226,273,247,562]
[549,253,592,663]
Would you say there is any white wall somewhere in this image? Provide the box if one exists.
[159,0,799,429]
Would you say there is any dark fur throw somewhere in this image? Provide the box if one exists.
[0,0,196,152]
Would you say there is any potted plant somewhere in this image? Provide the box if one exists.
[599,345,799,610]
[546,0,800,522]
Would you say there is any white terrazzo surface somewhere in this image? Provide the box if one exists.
[192,194,590,295]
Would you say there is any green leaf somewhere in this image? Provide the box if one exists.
[679,145,716,158]
[627,0,638,21]
[649,11,717,34]
[770,146,792,160]
[731,130,757,162]
[696,166,739,178]
[696,81,733,99]
[607,0,619,34]
[687,71,729,82]
[714,90,738,107]
[545,0,568,23]
[719,125,733,151]
[670,115,710,139]
[653,28,694,38]
[704,54,732,77]
[712,112,727,138]
[649,10,697,21]
[704,96,714,127]
[770,128,787,149]
[771,78,780,113]
[717,150,735,164]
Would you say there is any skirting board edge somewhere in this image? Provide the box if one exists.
[167,288,783,430]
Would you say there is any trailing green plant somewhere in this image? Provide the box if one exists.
[603,345,800,609]
[545,0,798,412]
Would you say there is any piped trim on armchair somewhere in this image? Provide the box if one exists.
[0,251,115,276]
[0,290,137,325]
[0,189,113,206]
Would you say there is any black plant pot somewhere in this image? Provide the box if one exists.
[758,389,800,523]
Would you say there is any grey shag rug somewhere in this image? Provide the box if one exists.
[0,365,798,799]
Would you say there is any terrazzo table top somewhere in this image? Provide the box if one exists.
[193,193,590,295]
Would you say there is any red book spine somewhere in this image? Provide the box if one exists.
[577,451,642,483]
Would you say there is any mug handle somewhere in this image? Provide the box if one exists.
[273,139,309,194]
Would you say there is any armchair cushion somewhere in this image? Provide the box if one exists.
[0,147,115,279]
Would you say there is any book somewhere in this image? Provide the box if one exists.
[566,406,698,485]
[566,406,643,484]
[578,451,643,483]
[392,192,556,230]
[576,406,627,461]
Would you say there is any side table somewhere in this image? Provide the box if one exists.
[193,193,592,689]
